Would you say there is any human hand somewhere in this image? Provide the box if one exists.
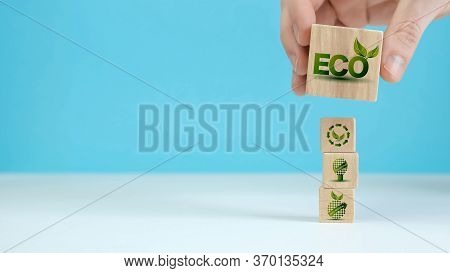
[280,0,450,95]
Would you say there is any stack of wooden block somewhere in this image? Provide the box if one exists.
[319,118,357,223]
[303,24,383,222]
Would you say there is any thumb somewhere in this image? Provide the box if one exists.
[381,1,447,83]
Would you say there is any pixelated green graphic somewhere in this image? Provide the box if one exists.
[333,158,348,182]
[326,123,350,147]
[354,37,379,59]
[328,191,347,220]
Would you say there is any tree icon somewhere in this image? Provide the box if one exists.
[333,158,348,182]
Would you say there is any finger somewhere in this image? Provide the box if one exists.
[316,1,338,25]
[368,0,391,6]
[296,46,309,75]
[330,0,369,27]
[287,0,317,46]
[335,19,345,27]
[381,0,447,82]
[292,73,307,96]
[368,1,398,25]
[435,2,450,19]
[281,9,301,73]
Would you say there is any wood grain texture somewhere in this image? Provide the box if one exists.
[319,187,355,223]
[322,152,358,189]
[320,117,356,153]
[306,24,383,102]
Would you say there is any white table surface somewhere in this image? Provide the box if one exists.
[0,174,449,253]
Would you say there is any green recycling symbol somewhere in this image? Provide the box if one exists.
[327,123,350,147]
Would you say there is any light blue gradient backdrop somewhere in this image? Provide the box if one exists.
[1,0,449,172]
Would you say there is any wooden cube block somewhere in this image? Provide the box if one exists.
[319,187,355,223]
[306,24,383,102]
[321,117,355,153]
[322,152,358,189]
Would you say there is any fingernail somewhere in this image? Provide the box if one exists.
[384,55,405,77]
[293,24,300,44]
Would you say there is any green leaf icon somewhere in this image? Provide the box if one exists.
[332,130,340,140]
[338,133,345,141]
[331,191,338,200]
[337,193,343,201]
[367,46,379,58]
[354,37,367,58]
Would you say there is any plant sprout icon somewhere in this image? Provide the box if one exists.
[333,158,348,182]
[326,123,350,147]
[328,191,347,220]
[354,37,380,59]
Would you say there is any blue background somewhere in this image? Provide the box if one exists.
[1,0,449,173]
